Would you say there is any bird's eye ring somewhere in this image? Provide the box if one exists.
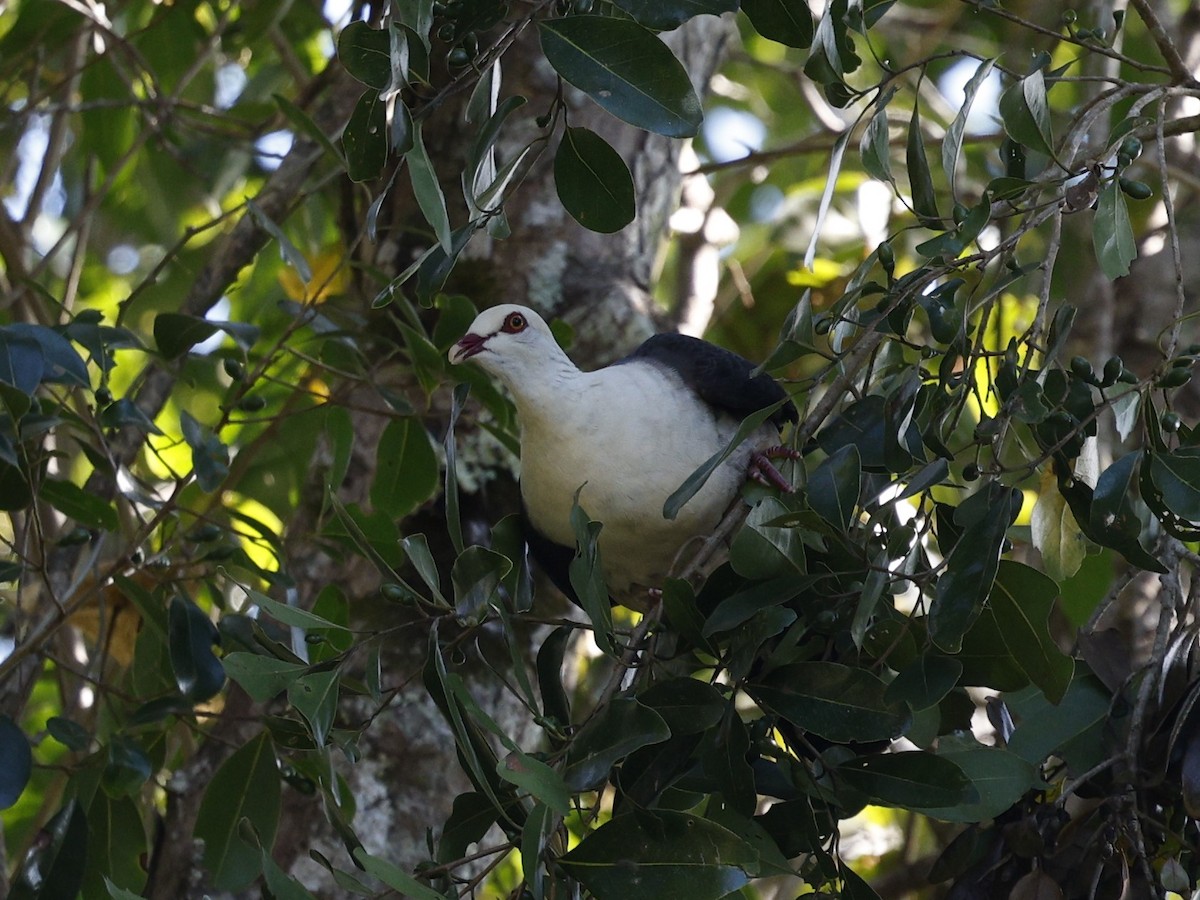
[502,312,527,333]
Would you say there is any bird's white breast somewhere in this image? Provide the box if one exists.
[515,361,770,591]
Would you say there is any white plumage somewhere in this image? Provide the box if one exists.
[449,304,794,598]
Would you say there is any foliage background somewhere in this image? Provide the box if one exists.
[2,0,1200,897]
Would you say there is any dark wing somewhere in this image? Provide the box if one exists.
[623,333,797,427]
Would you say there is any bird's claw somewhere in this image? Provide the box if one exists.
[749,451,795,493]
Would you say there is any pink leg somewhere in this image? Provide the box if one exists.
[749,448,798,493]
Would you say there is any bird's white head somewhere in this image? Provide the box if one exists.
[448,305,571,387]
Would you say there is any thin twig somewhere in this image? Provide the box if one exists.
[1129,0,1198,85]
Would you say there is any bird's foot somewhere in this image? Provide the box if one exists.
[749,447,799,493]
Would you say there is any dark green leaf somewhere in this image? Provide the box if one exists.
[1006,673,1111,766]
[885,654,963,711]
[1149,447,1200,522]
[614,0,737,30]
[564,696,671,790]
[39,478,118,531]
[154,313,219,359]
[179,410,229,492]
[47,715,90,751]
[817,395,888,469]
[836,751,975,809]
[639,678,726,735]
[437,792,497,864]
[287,670,340,747]
[750,661,909,743]
[729,496,807,579]
[569,499,616,655]
[85,794,147,897]
[168,594,224,702]
[1093,180,1136,280]
[909,736,1038,822]
[99,398,164,434]
[5,323,88,386]
[859,105,892,184]
[991,561,1074,704]
[0,715,31,809]
[273,93,343,163]
[809,444,861,530]
[8,800,88,900]
[0,327,44,392]
[703,574,815,637]
[561,810,758,900]
[741,0,815,47]
[337,21,393,89]
[536,626,574,728]
[246,199,312,282]
[906,104,939,223]
[451,545,511,621]
[101,736,153,797]
[930,485,1020,652]
[554,127,636,233]
[998,68,1055,158]
[370,416,438,518]
[343,90,387,183]
[539,17,703,138]
[700,716,756,816]
[195,732,280,891]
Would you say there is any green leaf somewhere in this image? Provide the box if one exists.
[909,736,1038,822]
[703,574,814,637]
[730,496,807,579]
[370,416,438,518]
[352,848,448,900]
[562,810,758,900]
[1150,447,1200,522]
[437,792,498,864]
[1093,180,1136,280]
[885,654,962,711]
[859,105,892,184]
[638,678,727,735]
[287,670,340,747]
[991,561,1074,704]
[564,696,671,790]
[930,485,1020,653]
[942,58,996,194]
[554,126,636,233]
[998,68,1055,158]
[613,0,737,30]
[222,653,308,702]
[195,733,281,891]
[39,478,118,531]
[497,750,571,814]
[168,594,225,702]
[101,736,153,797]
[179,410,229,493]
[246,198,312,282]
[343,90,387,182]
[536,626,574,728]
[8,800,88,900]
[408,121,453,253]
[451,545,511,621]
[249,590,352,634]
[539,17,703,138]
[569,499,616,655]
[6,323,89,386]
[1031,480,1088,581]
[808,444,861,530]
[750,661,909,743]
[836,751,975,809]
[47,715,90,751]
[906,103,939,223]
[337,21,393,89]
[84,793,148,898]
[273,93,343,163]
[741,0,815,47]
[154,312,219,359]
[0,715,31,809]
[1006,674,1111,767]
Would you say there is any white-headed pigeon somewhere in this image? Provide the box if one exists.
[449,304,796,601]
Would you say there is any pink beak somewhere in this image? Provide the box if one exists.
[449,332,488,364]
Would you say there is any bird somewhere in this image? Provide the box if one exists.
[448,304,797,603]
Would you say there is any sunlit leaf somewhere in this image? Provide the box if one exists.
[539,17,703,138]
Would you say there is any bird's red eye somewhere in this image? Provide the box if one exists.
[502,312,527,333]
